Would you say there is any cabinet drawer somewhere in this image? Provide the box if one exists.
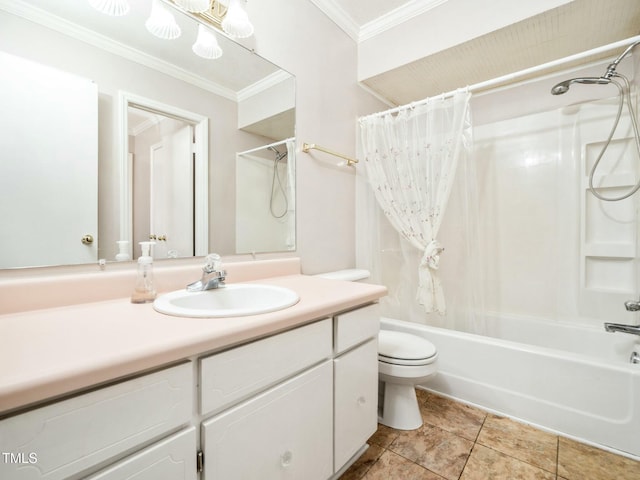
[334,339,378,471]
[0,363,192,480]
[200,318,331,415]
[86,427,197,480]
[334,303,380,354]
[202,361,333,480]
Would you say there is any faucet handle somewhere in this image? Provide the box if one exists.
[203,253,222,273]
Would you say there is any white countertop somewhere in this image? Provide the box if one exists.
[0,266,387,415]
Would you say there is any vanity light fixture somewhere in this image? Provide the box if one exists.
[88,0,130,16]
[172,0,254,39]
[221,0,254,38]
[146,0,182,40]
[192,24,223,59]
[175,0,211,13]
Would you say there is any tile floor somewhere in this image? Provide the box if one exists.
[340,389,640,480]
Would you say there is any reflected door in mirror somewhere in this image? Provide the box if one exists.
[0,52,97,268]
[129,108,195,259]
[149,125,194,259]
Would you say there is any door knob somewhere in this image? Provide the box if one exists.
[81,234,94,245]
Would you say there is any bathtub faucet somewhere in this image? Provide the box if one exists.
[604,322,640,336]
[624,299,640,311]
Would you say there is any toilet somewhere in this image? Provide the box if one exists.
[315,269,438,431]
[378,329,437,430]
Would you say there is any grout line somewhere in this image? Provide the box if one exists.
[458,414,487,479]
[556,436,561,480]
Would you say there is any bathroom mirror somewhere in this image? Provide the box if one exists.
[0,0,296,268]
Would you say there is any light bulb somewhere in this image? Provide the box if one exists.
[88,0,130,16]
[192,24,223,59]
[146,0,181,40]
[221,0,254,38]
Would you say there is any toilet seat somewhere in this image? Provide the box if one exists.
[378,330,437,366]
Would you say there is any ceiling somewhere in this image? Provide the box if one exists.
[312,0,640,106]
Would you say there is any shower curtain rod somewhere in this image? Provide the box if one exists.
[237,137,295,156]
[359,34,640,122]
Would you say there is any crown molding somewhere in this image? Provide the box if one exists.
[359,0,449,41]
[237,69,293,102]
[0,0,237,100]
[308,0,360,42]
[310,0,450,44]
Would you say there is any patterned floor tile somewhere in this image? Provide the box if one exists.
[476,414,557,473]
[417,389,487,441]
[558,437,640,480]
[389,423,474,480]
[339,444,385,480]
[362,450,444,480]
[368,423,400,449]
[460,444,555,480]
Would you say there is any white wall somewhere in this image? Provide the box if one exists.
[247,0,386,274]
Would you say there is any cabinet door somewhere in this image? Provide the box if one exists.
[86,428,196,480]
[0,363,192,480]
[334,339,378,471]
[202,361,333,480]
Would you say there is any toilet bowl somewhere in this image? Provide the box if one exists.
[378,329,438,430]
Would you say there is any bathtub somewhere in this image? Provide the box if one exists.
[381,315,640,458]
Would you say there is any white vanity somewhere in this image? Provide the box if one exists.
[0,259,386,480]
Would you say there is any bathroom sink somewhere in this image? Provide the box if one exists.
[153,283,300,318]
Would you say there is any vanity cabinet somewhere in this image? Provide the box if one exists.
[0,303,380,480]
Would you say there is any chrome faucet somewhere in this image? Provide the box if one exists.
[603,297,640,335]
[604,322,640,336]
[624,299,640,312]
[187,254,226,292]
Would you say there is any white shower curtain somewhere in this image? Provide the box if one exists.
[358,90,472,314]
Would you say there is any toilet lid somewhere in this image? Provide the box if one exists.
[378,330,437,364]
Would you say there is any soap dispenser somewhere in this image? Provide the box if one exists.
[131,241,156,304]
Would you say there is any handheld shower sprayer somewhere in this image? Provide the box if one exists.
[267,145,289,218]
[549,40,640,201]
[550,77,611,95]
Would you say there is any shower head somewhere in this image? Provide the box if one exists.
[550,77,611,95]
[268,145,287,162]
[267,145,281,155]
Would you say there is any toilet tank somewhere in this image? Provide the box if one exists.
[314,269,370,282]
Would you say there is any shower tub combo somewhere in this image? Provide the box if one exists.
[381,315,640,458]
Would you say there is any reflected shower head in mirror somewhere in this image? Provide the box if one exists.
[266,145,289,218]
[550,77,611,95]
[267,145,287,161]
